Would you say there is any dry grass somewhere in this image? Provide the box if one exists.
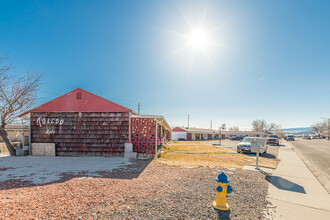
[158,141,278,169]
[166,142,232,153]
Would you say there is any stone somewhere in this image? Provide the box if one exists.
[124,152,137,159]
[31,143,56,156]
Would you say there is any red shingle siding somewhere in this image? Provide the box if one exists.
[30,112,129,156]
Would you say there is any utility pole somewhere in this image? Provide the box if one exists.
[188,114,190,128]
[210,120,212,129]
[138,103,140,114]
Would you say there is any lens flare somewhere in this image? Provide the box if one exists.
[187,28,210,50]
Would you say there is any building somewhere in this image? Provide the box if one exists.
[20,88,171,156]
[222,131,267,138]
[0,125,29,153]
[172,127,221,141]
[171,127,267,141]
[0,125,29,142]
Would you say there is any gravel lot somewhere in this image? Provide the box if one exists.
[0,158,272,219]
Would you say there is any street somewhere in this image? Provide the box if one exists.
[289,139,330,193]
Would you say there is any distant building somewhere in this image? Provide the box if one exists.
[0,125,29,154]
[0,125,29,142]
[222,131,267,138]
[172,127,220,141]
[171,127,267,141]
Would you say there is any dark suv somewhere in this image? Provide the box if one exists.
[230,136,244,141]
[287,135,295,141]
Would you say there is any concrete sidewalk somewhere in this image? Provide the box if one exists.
[266,143,330,219]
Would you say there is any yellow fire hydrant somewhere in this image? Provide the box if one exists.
[212,172,233,211]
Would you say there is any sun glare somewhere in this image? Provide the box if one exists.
[166,8,227,68]
[187,28,210,50]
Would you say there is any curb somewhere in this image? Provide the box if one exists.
[286,141,330,194]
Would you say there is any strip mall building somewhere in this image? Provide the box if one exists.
[171,127,266,141]
[20,88,171,156]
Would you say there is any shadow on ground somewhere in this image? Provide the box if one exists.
[0,157,152,190]
[213,208,231,220]
[244,153,277,159]
[266,175,306,194]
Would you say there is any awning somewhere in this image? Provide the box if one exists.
[131,114,172,132]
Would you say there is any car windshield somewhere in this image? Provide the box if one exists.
[242,137,266,146]
[242,137,253,142]
[268,135,279,138]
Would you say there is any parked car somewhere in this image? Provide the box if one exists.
[237,137,267,154]
[178,138,186,141]
[304,135,311,140]
[267,135,280,145]
[287,135,295,141]
[284,135,287,140]
[230,136,244,141]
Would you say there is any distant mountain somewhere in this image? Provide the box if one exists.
[281,127,312,134]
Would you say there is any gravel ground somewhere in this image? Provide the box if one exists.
[0,159,272,219]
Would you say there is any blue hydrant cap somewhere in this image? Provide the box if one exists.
[215,172,230,183]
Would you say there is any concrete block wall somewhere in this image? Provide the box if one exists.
[32,143,56,156]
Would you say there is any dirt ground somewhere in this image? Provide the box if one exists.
[158,141,279,169]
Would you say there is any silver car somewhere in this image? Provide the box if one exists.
[237,137,267,154]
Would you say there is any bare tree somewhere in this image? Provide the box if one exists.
[0,54,44,156]
[311,122,324,138]
[228,126,240,131]
[274,130,285,139]
[252,119,281,133]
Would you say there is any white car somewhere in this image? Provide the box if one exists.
[237,137,267,154]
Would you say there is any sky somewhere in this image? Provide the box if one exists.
[0,0,329,130]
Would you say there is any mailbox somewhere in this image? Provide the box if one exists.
[251,141,261,153]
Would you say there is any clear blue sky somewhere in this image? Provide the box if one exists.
[1,0,329,129]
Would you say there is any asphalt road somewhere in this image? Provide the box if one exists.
[289,139,330,183]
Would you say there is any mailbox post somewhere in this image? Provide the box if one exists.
[251,140,261,170]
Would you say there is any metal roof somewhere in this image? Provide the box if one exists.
[172,127,218,134]
[20,88,134,118]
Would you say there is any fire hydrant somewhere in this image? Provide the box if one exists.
[212,172,234,211]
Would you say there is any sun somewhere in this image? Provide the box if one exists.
[166,8,227,68]
[186,28,210,50]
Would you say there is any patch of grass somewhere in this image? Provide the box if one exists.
[159,141,279,169]
[166,142,232,153]
[158,153,278,169]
